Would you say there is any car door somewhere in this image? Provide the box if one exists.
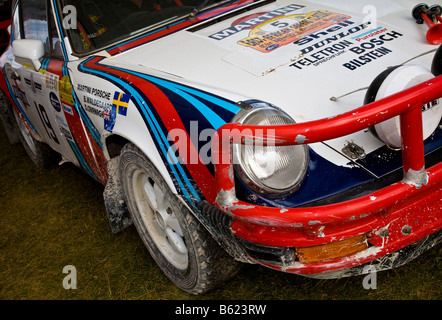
[6,0,108,184]
[6,0,77,161]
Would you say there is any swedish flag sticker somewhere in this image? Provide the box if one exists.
[112,91,130,116]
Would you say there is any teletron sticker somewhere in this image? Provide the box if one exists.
[237,10,351,53]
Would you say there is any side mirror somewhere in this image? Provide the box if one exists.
[12,39,44,70]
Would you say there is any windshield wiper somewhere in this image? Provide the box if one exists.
[189,0,211,20]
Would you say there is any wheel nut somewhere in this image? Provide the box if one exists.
[379,228,389,237]
[155,211,166,229]
[402,225,412,235]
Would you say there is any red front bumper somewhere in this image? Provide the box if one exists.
[210,75,442,275]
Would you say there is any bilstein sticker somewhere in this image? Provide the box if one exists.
[238,10,350,53]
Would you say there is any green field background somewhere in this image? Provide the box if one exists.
[0,123,440,300]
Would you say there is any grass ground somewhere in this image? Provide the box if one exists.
[0,122,441,301]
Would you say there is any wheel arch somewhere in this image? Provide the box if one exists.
[103,131,177,195]
[102,130,179,233]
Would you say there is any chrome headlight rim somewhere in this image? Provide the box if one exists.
[232,101,309,197]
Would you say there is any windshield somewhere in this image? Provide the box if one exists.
[60,0,220,54]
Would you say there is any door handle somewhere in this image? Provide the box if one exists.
[10,72,21,81]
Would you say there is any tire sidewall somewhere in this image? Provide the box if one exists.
[119,144,204,293]
[12,107,57,168]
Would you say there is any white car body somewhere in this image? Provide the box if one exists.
[1,0,441,294]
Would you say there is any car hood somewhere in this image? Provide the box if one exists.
[103,0,439,171]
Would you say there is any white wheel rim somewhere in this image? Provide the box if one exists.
[132,169,188,270]
[14,111,38,156]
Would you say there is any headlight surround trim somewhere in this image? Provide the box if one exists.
[232,101,309,197]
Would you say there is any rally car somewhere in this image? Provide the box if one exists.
[0,0,441,294]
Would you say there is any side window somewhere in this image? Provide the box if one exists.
[48,4,64,59]
[20,0,63,59]
[21,0,49,49]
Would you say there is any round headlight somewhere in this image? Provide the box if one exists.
[233,103,309,196]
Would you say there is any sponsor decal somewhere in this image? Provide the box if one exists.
[59,75,73,105]
[56,114,69,128]
[237,10,351,53]
[87,14,107,38]
[422,99,439,112]
[50,92,62,112]
[24,73,43,95]
[12,85,30,108]
[62,103,74,115]
[59,125,74,141]
[45,72,59,92]
[104,91,131,132]
[56,112,75,141]
[352,26,388,42]
[77,84,112,100]
[209,4,304,40]
[103,105,117,133]
[342,31,402,71]
[77,84,114,119]
[288,17,404,71]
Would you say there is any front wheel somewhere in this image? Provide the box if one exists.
[119,143,240,294]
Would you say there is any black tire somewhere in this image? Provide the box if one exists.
[12,107,59,168]
[0,90,20,145]
[431,44,442,76]
[119,143,240,294]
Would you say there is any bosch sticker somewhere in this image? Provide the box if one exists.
[288,18,404,71]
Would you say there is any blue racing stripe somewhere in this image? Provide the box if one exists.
[67,139,97,180]
[40,58,49,71]
[174,88,226,129]
[72,91,103,147]
[110,68,241,122]
[79,59,201,204]
[62,63,103,148]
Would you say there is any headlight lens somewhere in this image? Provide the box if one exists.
[233,103,309,196]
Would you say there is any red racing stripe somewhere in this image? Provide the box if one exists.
[86,57,217,202]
